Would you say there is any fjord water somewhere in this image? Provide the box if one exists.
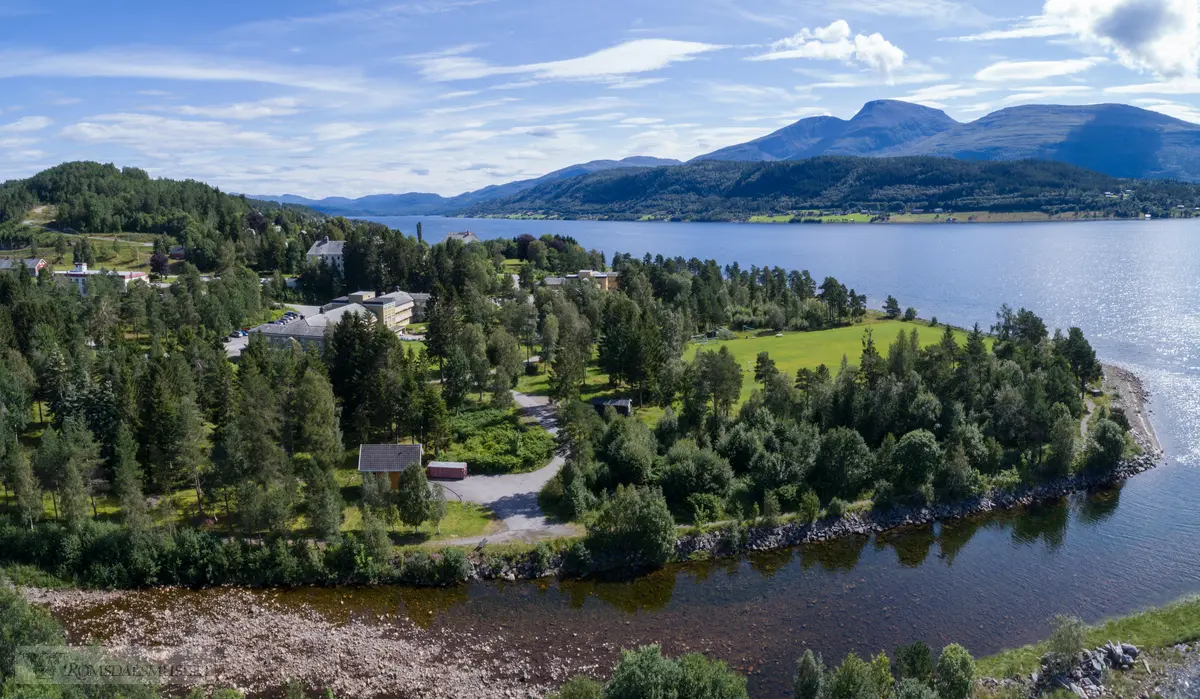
[365,217,1200,693]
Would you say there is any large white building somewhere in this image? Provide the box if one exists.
[306,237,346,270]
[57,262,148,295]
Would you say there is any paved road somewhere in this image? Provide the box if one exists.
[438,392,579,544]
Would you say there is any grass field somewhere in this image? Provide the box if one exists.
[513,318,974,419]
[978,596,1200,679]
[684,319,972,405]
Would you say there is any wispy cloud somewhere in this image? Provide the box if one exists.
[413,39,724,83]
[0,49,371,92]
[976,57,1106,81]
[61,113,300,153]
[0,115,52,132]
[166,97,304,120]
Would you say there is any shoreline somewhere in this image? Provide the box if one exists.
[472,361,1164,581]
[455,213,1172,226]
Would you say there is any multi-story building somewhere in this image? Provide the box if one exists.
[57,262,148,295]
[305,236,345,270]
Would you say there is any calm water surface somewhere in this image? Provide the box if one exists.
[206,218,1200,694]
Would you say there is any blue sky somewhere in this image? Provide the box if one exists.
[2,0,1199,197]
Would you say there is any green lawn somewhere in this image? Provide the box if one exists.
[340,501,501,545]
[683,319,974,405]
[978,596,1200,679]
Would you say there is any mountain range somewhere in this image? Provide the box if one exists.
[255,156,680,216]
[258,100,1200,216]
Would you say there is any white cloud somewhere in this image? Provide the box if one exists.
[952,0,1200,78]
[0,49,370,92]
[1133,98,1200,122]
[169,97,304,120]
[751,20,906,79]
[1106,77,1200,94]
[975,57,1105,81]
[61,113,299,153]
[620,117,664,125]
[0,116,52,132]
[312,122,373,141]
[415,39,723,83]
[903,84,995,104]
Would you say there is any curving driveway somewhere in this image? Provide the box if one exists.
[437,392,579,543]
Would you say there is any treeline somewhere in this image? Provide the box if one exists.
[461,156,1200,220]
[536,259,1131,536]
[549,640,978,699]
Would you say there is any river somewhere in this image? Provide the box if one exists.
[55,217,1200,696]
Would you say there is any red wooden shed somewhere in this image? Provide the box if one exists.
[427,461,468,480]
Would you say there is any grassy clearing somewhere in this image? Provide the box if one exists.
[683,319,972,405]
[978,596,1200,679]
[341,501,501,545]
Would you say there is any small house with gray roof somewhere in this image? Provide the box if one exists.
[358,443,424,489]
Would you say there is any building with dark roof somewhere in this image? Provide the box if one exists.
[0,257,47,277]
[250,302,370,349]
[590,397,633,417]
[441,231,481,245]
[358,443,424,489]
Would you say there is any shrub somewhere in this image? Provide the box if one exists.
[435,547,472,585]
[676,652,749,698]
[934,644,975,699]
[1046,614,1086,672]
[762,492,781,527]
[585,486,676,571]
[605,645,748,699]
[799,490,821,523]
[827,653,877,699]
[550,676,603,699]
[605,645,682,699]
[794,650,825,699]
[872,480,896,510]
[562,541,593,577]
[1087,419,1126,471]
[826,497,848,519]
[532,541,554,574]
[688,493,724,525]
[990,468,1022,493]
[895,678,936,699]
[894,641,934,683]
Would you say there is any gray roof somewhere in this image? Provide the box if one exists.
[306,238,346,257]
[441,231,480,244]
[409,292,431,302]
[252,303,370,340]
[365,290,414,306]
[0,258,45,271]
[543,277,566,286]
[358,444,424,472]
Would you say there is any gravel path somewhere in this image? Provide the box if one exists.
[438,392,579,544]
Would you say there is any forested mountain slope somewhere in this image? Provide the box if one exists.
[463,156,1200,221]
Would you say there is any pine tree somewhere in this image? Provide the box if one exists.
[395,464,431,531]
[5,444,40,529]
[175,395,211,518]
[112,422,151,531]
[306,467,343,540]
[290,368,343,469]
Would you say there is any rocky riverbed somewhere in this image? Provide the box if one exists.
[22,586,583,698]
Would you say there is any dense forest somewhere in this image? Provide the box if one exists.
[461,156,1200,221]
[0,162,326,272]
